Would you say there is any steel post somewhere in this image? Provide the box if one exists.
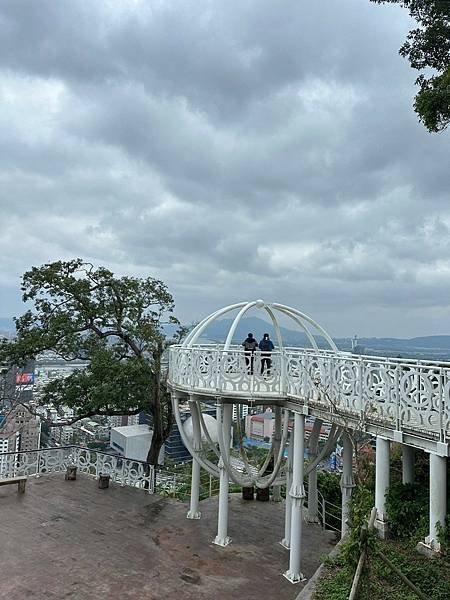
[281,423,293,549]
[214,403,232,546]
[284,412,306,583]
[187,399,202,519]
[426,453,447,551]
[375,436,390,538]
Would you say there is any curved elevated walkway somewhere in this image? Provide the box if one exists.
[168,300,449,581]
[169,345,450,454]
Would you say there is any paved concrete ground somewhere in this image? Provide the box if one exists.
[1,475,336,600]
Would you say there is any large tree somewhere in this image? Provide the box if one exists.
[371,0,450,132]
[0,259,183,465]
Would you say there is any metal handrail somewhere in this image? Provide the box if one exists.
[303,481,342,533]
[0,444,152,468]
[170,343,450,369]
[0,445,155,493]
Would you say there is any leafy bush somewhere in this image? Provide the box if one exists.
[385,481,428,540]
[317,471,341,505]
[437,515,450,562]
[317,471,342,531]
[340,485,375,565]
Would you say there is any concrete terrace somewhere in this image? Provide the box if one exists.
[1,474,335,600]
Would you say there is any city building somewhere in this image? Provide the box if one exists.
[233,404,249,421]
[164,403,217,463]
[245,412,331,444]
[245,411,275,442]
[107,413,140,428]
[110,424,164,463]
[0,405,41,452]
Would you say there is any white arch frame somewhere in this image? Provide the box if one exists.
[182,299,336,351]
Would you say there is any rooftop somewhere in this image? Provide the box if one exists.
[111,424,151,437]
[1,474,335,599]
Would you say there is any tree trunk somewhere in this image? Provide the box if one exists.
[145,352,171,466]
[147,423,164,465]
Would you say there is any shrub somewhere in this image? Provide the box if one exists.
[385,481,428,540]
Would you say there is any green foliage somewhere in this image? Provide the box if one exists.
[4,258,179,364]
[316,537,450,600]
[385,481,428,540]
[437,516,450,561]
[314,562,354,600]
[0,259,182,464]
[317,471,342,531]
[340,485,375,565]
[239,444,268,470]
[41,349,152,417]
[156,460,222,501]
[371,0,450,132]
[415,67,450,132]
[317,471,341,504]
[315,449,450,599]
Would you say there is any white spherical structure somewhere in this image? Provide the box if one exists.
[183,413,219,445]
[182,299,336,351]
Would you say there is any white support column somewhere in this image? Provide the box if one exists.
[272,406,282,502]
[284,412,306,584]
[340,432,354,538]
[187,459,202,519]
[214,402,232,546]
[187,398,202,519]
[425,453,447,552]
[402,444,415,485]
[375,436,390,538]
[281,423,293,549]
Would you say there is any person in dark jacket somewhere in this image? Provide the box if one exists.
[242,333,258,374]
[259,333,274,374]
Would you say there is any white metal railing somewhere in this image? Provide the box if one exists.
[156,462,221,500]
[168,345,450,441]
[302,481,342,533]
[0,446,155,493]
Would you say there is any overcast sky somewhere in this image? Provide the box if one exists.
[0,0,449,338]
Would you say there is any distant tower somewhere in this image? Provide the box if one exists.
[351,335,358,352]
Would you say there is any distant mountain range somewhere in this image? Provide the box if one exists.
[198,316,450,360]
[199,315,327,347]
[3,314,450,361]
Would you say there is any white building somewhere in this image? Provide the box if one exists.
[0,431,19,476]
[110,424,164,464]
[233,404,249,421]
[107,414,140,428]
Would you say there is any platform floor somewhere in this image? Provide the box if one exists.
[0,475,336,600]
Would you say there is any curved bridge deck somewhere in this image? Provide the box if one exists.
[169,345,450,455]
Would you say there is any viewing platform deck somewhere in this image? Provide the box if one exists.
[0,473,334,600]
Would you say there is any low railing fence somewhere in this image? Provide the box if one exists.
[301,482,342,533]
[155,462,221,500]
[0,446,155,493]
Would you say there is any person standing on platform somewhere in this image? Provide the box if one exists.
[259,333,274,374]
[242,333,258,374]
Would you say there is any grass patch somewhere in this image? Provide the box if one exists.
[314,538,450,600]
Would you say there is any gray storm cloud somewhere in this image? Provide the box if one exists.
[0,0,449,337]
